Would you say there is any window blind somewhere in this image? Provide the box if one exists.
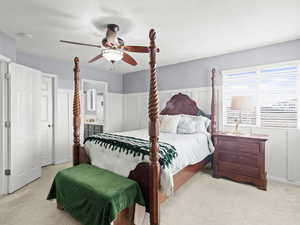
[260,66,298,128]
[223,62,299,129]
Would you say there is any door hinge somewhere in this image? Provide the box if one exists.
[4,73,10,80]
[5,169,11,176]
[4,121,11,128]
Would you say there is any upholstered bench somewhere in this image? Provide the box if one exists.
[47,164,145,225]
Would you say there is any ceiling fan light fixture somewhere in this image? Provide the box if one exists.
[102,49,123,61]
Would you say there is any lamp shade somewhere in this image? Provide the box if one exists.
[102,49,123,61]
[231,96,255,111]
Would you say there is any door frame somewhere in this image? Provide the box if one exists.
[0,55,11,195]
[81,79,108,133]
[42,73,58,166]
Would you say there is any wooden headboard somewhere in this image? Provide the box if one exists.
[160,93,210,118]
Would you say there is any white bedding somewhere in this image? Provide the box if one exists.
[84,129,214,195]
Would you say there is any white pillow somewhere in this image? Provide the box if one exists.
[194,116,211,133]
[177,114,211,134]
[160,115,181,133]
[177,115,197,134]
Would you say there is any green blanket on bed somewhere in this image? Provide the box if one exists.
[84,133,178,169]
[47,164,145,225]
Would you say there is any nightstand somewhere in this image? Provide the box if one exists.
[213,132,268,190]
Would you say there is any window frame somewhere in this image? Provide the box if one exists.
[222,60,300,130]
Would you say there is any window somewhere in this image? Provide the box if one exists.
[223,61,300,129]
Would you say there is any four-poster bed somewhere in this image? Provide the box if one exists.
[72,29,217,225]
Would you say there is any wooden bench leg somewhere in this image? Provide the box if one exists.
[114,204,135,225]
[57,202,64,210]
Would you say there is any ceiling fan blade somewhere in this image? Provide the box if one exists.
[60,40,101,48]
[88,54,103,63]
[122,53,138,66]
[123,46,150,53]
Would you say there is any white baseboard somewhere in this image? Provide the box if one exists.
[268,175,300,186]
[54,160,71,165]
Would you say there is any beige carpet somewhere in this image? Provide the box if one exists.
[0,163,299,225]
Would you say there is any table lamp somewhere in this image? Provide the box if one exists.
[231,96,255,134]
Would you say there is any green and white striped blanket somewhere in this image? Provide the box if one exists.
[84,133,178,169]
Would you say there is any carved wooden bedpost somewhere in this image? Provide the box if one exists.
[73,57,81,166]
[210,68,217,135]
[148,29,160,225]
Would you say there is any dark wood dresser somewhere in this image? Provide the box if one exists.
[213,132,268,190]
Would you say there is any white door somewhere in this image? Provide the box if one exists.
[8,63,42,193]
[41,76,53,166]
[0,60,8,195]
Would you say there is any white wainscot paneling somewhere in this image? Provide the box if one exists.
[138,93,148,129]
[55,89,73,164]
[106,93,124,132]
[124,94,141,131]
[287,129,300,183]
[253,128,288,180]
[123,87,213,131]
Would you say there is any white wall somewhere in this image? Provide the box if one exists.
[56,89,124,164]
[55,89,73,164]
[123,87,300,185]
[106,93,124,133]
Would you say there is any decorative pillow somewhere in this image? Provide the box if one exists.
[160,115,181,133]
[177,115,197,134]
[203,116,211,129]
[177,114,211,134]
[194,116,211,133]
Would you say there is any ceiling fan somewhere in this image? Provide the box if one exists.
[60,24,152,66]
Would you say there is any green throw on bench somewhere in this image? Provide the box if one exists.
[47,164,145,225]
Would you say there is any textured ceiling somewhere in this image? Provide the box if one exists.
[1,0,300,73]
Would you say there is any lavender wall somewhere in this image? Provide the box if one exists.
[0,31,16,61]
[0,30,122,93]
[124,39,300,93]
[3,26,300,95]
[16,51,123,93]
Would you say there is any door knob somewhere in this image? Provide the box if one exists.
[48,124,52,128]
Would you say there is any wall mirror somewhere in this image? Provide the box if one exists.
[86,88,96,111]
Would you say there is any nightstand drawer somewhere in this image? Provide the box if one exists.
[218,151,258,168]
[218,161,260,178]
[216,138,260,154]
